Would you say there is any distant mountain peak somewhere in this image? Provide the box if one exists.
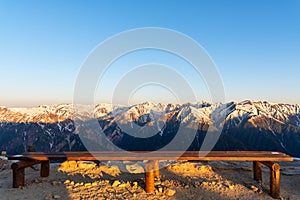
[1,100,300,157]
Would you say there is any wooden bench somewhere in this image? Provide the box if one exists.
[8,151,293,199]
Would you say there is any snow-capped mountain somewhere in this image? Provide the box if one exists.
[0,100,300,157]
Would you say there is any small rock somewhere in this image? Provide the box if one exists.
[92,182,98,186]
[118,183,127,188]
[64,180,70,184]
[201,182,208,187]
[133,193,137,197]
[126,164,144,173]
[44,194,52,200]
[132,182,138,189]
[251,185,259,192]
[154,179,161,186]
[70,181,74,185]
[53,195,61,199]
[228,185,234,190]
[59,161,69,169]
[51,181,60,186]
[74,183,81,187]
[106,188,115,193]
[112,180,121,187]
[194,181,201,187]
[68,161,78,169]
[84,183,91,187]
[158,187,163,193]
[165,189,176,196]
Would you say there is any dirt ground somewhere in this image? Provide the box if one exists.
[0,158,299,200]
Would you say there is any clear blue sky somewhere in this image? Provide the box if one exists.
[0,0,299,107]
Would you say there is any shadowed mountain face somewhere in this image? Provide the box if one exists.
[0,100,300,157]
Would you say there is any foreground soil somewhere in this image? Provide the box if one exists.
[0,158,299,200]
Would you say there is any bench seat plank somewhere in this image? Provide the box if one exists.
[8,151,293,162]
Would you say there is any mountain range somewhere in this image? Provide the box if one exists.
[0,100,299,157]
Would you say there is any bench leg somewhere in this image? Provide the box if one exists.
[40,160,50,177]
[153,160,160,179]
[11,161,40,188]
[270,163,280,199]
[253,161,262,181]
[261,161,281,199]
[12,168,25,188]
[145,161,155,193]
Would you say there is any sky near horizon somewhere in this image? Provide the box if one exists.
[0,0,300,107]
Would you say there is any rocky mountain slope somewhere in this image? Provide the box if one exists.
[0,101,299,157]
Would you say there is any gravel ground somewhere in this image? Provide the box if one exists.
[0,158,299,200]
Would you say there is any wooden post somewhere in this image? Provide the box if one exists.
[11,161,41,188]
[145,162,155,193]
[12,167,24,188]
[253,161,262,181]
[153,160,160,178]
[261,161,281,199]
[40,160,50,177]
[270,163,280,199]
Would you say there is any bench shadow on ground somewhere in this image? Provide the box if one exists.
[54,161,270,200]
[54,160,239,200]
[154,161,297,200]
[205,161,300,200]
[55,160,259,200]
[159,167,233,200]
[10,160,298,200]
[58,170,229,200]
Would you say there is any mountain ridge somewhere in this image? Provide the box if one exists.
[0,100,299,157]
